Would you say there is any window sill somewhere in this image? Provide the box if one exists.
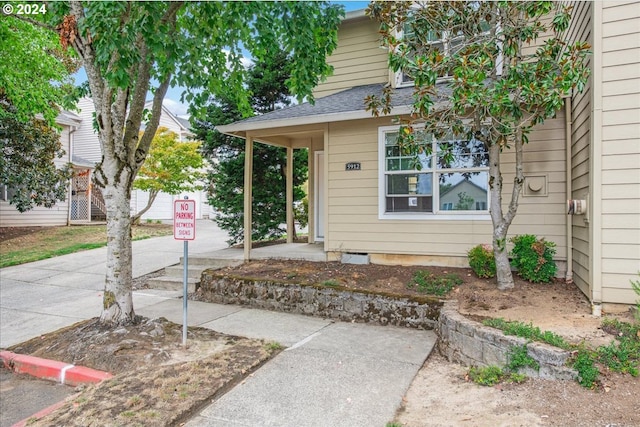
[379,212,491,221]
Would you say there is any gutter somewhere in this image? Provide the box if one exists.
[216,105,414,138]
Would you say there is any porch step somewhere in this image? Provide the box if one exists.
[147,276,197,293]
[178,256,244,268]
[165,265,208,279]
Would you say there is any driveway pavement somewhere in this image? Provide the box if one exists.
[0,220,436,426]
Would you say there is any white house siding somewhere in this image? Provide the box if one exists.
[73,97,102,163]
[566,1,593,299]
[313,16,389,99]
[598,1,640,304]
[0,126,72,227]
[325,115,568,266]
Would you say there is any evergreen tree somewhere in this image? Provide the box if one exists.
[195,51,308,245]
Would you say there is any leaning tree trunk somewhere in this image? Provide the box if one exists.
[488,141,515,290]
[99,158,136,325]
[488,130,526,291]
[131,189,159,225]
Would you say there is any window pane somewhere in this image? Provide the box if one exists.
[437,137,489,169]
[386,196,433,213]
[439,172,488,211]
[387,173,432,195]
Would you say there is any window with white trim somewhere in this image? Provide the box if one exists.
[380,126,490,217]
[393,14,496,88]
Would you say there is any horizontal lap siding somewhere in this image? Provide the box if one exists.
[600,1,640,304]
[567,1,593,297]
[326,116,568,260]
[313,18,389,99]
[0,127,71,227]
[73,98,101,164]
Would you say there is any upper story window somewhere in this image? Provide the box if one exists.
[379,126,490,219]
[392,12,495,88]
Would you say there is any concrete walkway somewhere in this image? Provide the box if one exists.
[0,220,436,427]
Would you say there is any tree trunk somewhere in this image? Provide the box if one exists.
[100,173,136,325]
[488,142,515,290]
[131,189,159,225]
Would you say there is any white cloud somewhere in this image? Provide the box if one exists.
[162,98,190,117]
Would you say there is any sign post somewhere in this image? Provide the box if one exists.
[173,197,196,347]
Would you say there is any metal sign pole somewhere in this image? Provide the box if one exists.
[182,238,188,347]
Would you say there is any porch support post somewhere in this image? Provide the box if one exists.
[286,146,294,243]
[244,135,254,261]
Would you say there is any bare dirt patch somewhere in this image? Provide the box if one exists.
[8,317,277,426]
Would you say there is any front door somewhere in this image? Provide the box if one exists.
[314,151,324,241]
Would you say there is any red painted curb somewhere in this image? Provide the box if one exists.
[0,350,113,386]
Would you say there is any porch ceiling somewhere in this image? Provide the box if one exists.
[249,125,325,148]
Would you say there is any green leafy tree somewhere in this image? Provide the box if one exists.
[1,11,78,211]
[366,1,589,290]
[195,50,308,245]
[19,1,344,325]
[131,127,204,224]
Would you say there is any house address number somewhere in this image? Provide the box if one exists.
[345,162,361,171]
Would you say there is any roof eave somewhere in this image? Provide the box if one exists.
[216,105,413,138]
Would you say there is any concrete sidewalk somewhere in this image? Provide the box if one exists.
[0,220,436,426]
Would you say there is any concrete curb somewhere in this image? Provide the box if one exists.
[0,350,113,386]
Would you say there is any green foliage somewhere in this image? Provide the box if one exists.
[509,235,557,283]
[482,318,570,349]
[468,244,496,278]
[597,318,639,377]
[467,366,504,386]
[321,279,339,287]
[506,345,539,372]
[0,14,78,125]
[571,348,599,388]
[132,127,204,222]
[0,102,72,212]
[194,50,308,245]
[408,271,462,296]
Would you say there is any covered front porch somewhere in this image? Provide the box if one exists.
[234,123,328,261]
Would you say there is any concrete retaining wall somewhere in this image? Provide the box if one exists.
[200,271,442,329]
[438,302,577,380]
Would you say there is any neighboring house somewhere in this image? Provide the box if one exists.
[217,4,640,310]
[73,97,211,221]
[0,110,87,227]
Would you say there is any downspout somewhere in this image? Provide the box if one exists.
[564,97,573,284]
[67,125,78,226]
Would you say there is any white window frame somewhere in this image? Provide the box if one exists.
[391,16,500,88]
[378,125,491,221]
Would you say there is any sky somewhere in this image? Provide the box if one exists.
[73,1,371,118]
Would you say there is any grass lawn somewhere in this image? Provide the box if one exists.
[0,224,172,268]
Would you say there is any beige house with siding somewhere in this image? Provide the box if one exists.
[219,3,639,311]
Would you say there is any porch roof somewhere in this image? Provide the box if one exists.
[216,83,419,137]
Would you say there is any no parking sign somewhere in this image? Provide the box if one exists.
[173,199,196,240]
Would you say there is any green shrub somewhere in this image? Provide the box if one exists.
[509,234,557,283]
[572,348,599,388]
[467,244,496,278]
[408,271,462,296]
[506,344,539,372]
[468,366,504,386]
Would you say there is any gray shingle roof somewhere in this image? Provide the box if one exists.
[232,83,415,125]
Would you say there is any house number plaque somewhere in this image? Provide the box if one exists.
[345,162,361,171]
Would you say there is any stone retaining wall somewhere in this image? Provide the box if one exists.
[200,272,577,381]
[200,271,442,329]
[438,302,577,380]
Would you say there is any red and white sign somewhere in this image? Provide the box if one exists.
[173,199,196,240]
